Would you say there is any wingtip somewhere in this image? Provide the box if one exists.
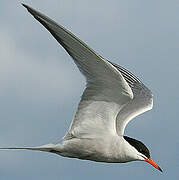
[21,3,33,13]
[21,3,37,17]
[21,3,28,8]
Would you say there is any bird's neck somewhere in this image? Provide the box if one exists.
[105,135,140,163]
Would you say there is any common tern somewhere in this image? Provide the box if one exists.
[0,4,162,172]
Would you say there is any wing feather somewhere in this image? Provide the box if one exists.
[23,4,134,139]
[113,64,153,135]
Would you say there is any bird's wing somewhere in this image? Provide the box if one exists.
[111,63,153,136]
[23,4,133,139]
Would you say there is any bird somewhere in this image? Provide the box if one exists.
[0,4,162,172]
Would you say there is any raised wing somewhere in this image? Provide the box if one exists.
[22,4,133,139]
[111,63,153,136]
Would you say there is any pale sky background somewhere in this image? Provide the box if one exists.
[0,0,179,179]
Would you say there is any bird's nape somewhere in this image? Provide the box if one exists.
[123,136,150,158]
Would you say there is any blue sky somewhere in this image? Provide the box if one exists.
[0,0,179,179]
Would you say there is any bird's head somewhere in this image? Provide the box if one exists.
[124,136,162,172]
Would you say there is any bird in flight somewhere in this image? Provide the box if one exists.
[0,4,162,172]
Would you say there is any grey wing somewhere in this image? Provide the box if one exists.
[111,63,153,136]
[23,4,134,139]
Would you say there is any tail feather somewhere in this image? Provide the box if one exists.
[0,144,56,152]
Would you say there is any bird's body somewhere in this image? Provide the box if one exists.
[0,4,162,172]
[52,135,139,163]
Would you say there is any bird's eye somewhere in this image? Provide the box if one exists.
[139,149,143,153]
